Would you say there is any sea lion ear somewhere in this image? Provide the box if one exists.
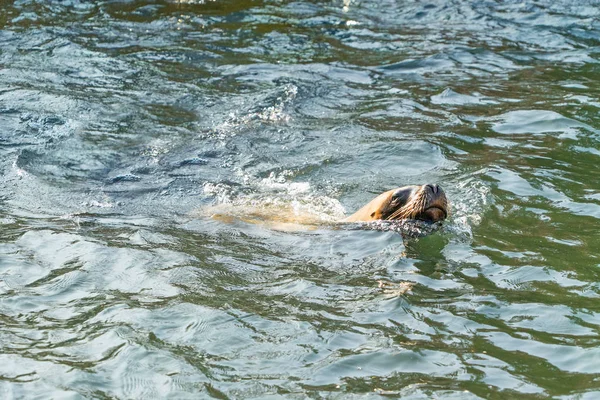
[370,212,376,218]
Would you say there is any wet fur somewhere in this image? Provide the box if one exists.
[344,185,448,222]
[206,184,448,230]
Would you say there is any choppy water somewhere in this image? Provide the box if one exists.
[1,0,600,398]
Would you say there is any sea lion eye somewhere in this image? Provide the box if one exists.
[391,189,410,204]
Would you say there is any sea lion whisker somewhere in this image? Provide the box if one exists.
[386,205,403,220]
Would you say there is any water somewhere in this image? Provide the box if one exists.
[1,0,599,398]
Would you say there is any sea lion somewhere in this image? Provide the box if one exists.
[343,184,448,223]
[205,183,448,230]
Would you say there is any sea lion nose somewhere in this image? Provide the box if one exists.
[426,184,439,194]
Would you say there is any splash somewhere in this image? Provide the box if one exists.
[443,175,492,240]
[200,170,346,228]
[347,219,444,237]
[211,84,298,139]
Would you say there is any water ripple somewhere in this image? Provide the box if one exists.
[1,0,600,398]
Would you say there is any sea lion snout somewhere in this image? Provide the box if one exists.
[419,183,448,222]
[425,183,440,194]
[422,206,446,222]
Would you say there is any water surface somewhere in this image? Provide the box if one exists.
[1,0,600,398]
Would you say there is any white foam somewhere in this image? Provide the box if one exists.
[444,175,491,239]
[211,84,298,138]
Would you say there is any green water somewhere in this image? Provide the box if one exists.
[1,0,599,398]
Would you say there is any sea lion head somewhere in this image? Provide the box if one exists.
[345,184,449,223]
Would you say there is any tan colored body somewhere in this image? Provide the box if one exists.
[206,184,448,230]
[343,189,396,222]
[206,203,324,231]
